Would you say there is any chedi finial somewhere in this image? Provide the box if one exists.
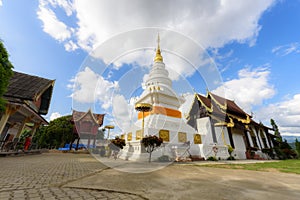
[154,33,163,62]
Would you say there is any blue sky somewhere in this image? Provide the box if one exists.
[0,0,299,137]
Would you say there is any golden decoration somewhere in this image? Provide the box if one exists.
[159,129,170,142]
[136,130,142,140]
[135,103,152,112]
[154,33,163,62]
[194,134,202,144]
[227,117,235,128]
[127,132,132,141]
[178,132,187,143]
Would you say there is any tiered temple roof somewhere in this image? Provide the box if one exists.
[72,109,104,126]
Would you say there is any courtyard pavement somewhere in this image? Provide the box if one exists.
[1,152,300,200]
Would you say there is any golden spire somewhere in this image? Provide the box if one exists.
[154,33,163,62]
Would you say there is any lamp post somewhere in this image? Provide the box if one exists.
[104,125,114,140]
[135,103,152,138]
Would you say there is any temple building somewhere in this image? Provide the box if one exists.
[186,92,276,159]
[72,109,105,148]
[119,36,277,161]
[0,71,54,151]
[120,37,199,161]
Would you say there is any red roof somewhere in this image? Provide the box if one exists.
[208,92,250,118]
[196,94,211,109]
[72,109,105,126]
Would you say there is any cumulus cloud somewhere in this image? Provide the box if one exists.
[179,93,196,119]
[71,0,274,49]
[212,66,275,113]
[50,112,62,121]
[64,40,78,51]
[255,94,300,136]
[46,0,74,16]
[272,42,300,56]
[37,0,274,78]
[0,0,2,7]
[68,67,119,110]
[112,95,137,131]
[37,1,72,42]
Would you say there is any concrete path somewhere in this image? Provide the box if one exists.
[1,152,300,200]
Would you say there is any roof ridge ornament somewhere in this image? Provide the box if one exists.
[154,33,163,62]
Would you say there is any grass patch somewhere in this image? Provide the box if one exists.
[201,160,300,174]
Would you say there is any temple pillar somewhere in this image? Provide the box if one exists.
[31,122,41,138]
[0,105,19,135]
[227,127,235,148]
[254,127,263,150]
[15,116,32,140]
[243,129,251,149]
[93,134,96,147]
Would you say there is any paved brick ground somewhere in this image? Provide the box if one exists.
[0,153,145,200]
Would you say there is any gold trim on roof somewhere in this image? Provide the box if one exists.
[196,94,213,113]
[227,117,235,127]
[227,113,251,124]
[207,91,227,110]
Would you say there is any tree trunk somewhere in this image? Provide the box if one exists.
[149,152,152,162]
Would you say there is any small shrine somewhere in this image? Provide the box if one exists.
[72,109,105,148]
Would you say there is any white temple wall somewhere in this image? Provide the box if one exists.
[196,117,214,145]
[121,114,200,161]
[231,128,247,159]
[214,126,231,146]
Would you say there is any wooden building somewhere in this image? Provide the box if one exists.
[0,71,54,150]
[72,109,104,148]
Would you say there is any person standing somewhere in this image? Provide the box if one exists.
[24,135,32,150]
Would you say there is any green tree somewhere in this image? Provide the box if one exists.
[109,136,126,150]
[141,135,163,162]
[34,115,74,148]
[270,119,282,142]
[0,41,14,111]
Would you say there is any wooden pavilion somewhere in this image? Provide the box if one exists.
[0,71,55,151]
[72,109,104,149]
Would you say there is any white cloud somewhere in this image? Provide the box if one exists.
[179,93,196,119]
[68,67,119,110]
[71,0,274,49]
[50,112,62,121]
[64,40,78,51]
[0,0,2,7]
[37,1,72,42]
[212,67,275,113]
[46,0,74,16]
[112,95,137,131]
[272,42,300,56]
[37,0,275,79]
[255,94,300,136]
